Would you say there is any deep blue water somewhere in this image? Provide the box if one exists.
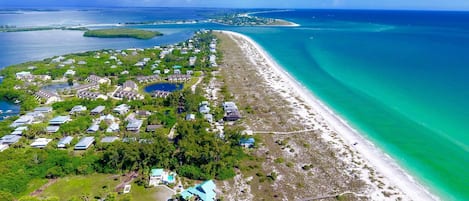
[1,8,468,200]
[144,83,183,93]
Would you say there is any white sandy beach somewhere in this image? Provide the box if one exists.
[220,30,439,201]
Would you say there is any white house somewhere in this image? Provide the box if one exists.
[86,75,111,85]
[149,168,164,186]
[30,138,52,148]
[57,136,73,148]
[15,71,32,79]
[113,104,130,115]
[70,105,87,114]
[64,69,76,76]
[35,90,61,104]
[106,122,120,133]
[10,115,34,127]
[74,137,95,150]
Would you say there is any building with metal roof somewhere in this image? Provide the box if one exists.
[74,137,95,150]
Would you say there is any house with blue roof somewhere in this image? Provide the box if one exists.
[49,115,71,125]
[57,136,73,148]
[240,137,255,148]
[180,180,216,201]
[74,137,95,150]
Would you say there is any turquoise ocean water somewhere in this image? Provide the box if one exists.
[0,8,468,200]
[244,10,469,200]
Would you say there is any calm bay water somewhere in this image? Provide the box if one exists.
[0,8,467,200]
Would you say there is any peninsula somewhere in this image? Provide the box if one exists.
[0,25,88,32]
[83,28,163,40]
[209,12,299,26]
[0,29,436,201]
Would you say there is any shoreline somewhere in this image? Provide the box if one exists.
[219,30,439,201]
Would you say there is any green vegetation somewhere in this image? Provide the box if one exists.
[0,31,251,200]
[40,174,120,200]
[83,28,163,40]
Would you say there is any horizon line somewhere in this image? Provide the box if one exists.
[2,6,469,12]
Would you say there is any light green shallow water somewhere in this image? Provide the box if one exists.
[237,17,469,200]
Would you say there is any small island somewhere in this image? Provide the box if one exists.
[83,28,163,40]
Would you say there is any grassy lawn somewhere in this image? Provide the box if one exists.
[19,178,49,197]
[129,185,175,201]
[39,174,120,200]
[36,174,175,201]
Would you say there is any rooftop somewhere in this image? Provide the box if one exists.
[181,180,216,201]
[75,137,95,149]
[151,168,164,177]
[101,136,119,143]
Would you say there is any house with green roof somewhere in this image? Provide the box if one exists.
[180,180,216,201]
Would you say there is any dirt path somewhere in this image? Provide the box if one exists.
[253,129,315,135]
[115,171,138,192]
[30,179,57,196]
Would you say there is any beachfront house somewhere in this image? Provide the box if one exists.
[30,138,52,148]
[240,138,255,148]
[74,137,95,150]
[222,102,241,121]
[57,136,73,148]
[180,180,217,201]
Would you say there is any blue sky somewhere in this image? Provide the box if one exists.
[2,0,469,10]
